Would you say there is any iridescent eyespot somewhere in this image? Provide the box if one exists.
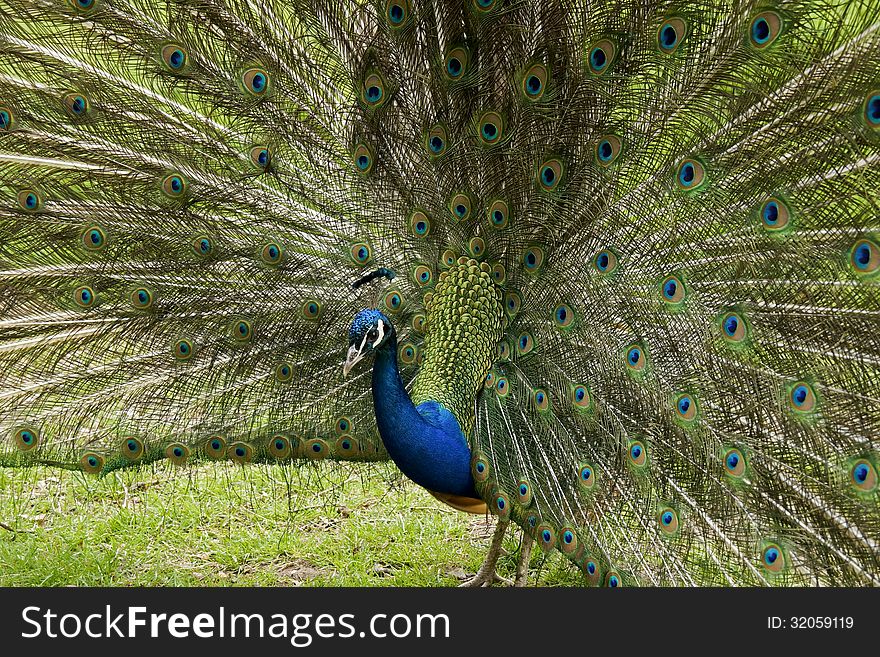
[444,47,469,81]
[335,436,357,457]
[362,72,387,107]
[130,287,154,310]
[472,452,490,482]
[572,385,591,410]
[593,249,618,274]
[494,491,511,519]
[582,558,601,585]
[760,197,790,231]
[657,17,687,54]
[521,63,548,101]
[335,417,352,435]
[723,447,746,478]
[468,238,485,259]
[161,44,188,71]
[80,225,107,252]
[242,67,270,95]
[588,39,616,75]
[301,299,322,320]
[17,189,43,212]
[13,426,40,452]
[532,388,550,412]
[537,159,563,192]
[384,0,411,27]
[522,246,544,272]
[173,338,194,360]
[536,523,557,551]
[660,275,685,304]
[383,290,403,313]
[595,135,622,166]
[410,210,430,238]
[162,173,187,197]
[749,11,783,49]
[275,362,293,383]
[864,91,880,128]
[425,125,448,157]
[69,0,96,11]
[232,319,253,342]
[490,263,506,285]
[605,571,622,587]
[250,145,270,170]
[658,507,679,534]
[760,542,785,573]
[850,238,879,275]
[517,479,532,506]
[73,285,96,308]
[63,92,89,117]
[478,111,504,146]
[441,249,457,268]
[495,377,509,397]
[411,265,433,287]
[625,343,647,372]
[191,235,213,257]
[491,342,508,364]
[412,314,426,333]
[484,371,495,389]
[487,199,510,229]
[449,193,472,221]
[0,106,14,131]
[261,241,284,265]
[720,311,748,343]
[269,435,292,459]
[578,462,596,490]
[504,291,522,316]
[553,304,574,328]
[676,158,705,190]
[228,442,254,464]
[121,437,144,460]
[353,143,374,175]
[850,458,878,493]
[516,332,535,355]
[349,242,372,265]
[204,435,227,460]
[80,451,104,474]
[788,381,817,413]
[560,526,578,554]
[472,0,498,12]
[674,393,698,422]
[399,342,417,365]
[628,440,648,467]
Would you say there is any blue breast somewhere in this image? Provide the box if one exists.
[371,346,477,498]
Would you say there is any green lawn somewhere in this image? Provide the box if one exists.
[0,462,580,586]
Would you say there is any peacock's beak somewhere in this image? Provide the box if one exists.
[343,342,367,378]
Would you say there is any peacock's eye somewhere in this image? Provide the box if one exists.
[368,328,379,341]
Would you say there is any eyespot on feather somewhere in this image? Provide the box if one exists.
[749,11,783,49]
[588,39,616,75]
[520,62,548,101]
[657,17,688,54]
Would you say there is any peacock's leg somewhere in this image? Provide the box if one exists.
[514,533,533,587]
[459,519,511,587]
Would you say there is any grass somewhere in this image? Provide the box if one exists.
[0,461,581,587]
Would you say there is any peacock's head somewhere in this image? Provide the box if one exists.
[343,308,394,377]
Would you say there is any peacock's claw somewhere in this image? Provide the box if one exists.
[458,519,509,587]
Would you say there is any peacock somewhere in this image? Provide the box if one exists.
[1,0,879,587]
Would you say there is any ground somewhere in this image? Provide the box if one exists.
[0,462,581,586]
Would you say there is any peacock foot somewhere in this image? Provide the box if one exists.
[459,519,511,587]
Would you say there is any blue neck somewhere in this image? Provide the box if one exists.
[371,336,477,498]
